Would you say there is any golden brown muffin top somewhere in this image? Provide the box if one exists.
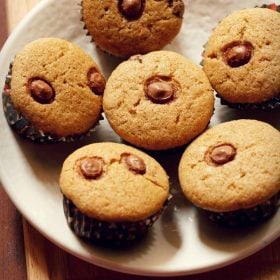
[60,142,170,222]
[203,8,280,104]
[82,0,184,57]
[11,38,104,137]
[103,51,214,150]
[179,120,280,212]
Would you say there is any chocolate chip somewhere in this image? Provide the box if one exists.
[223,42,254,68]
[122,153,146,175]
[79,157,104,179]
[87,68,106,95]
[208,144,237,165]
[119,0,144,20]
[145,76,176,104]
[28,78,55,104]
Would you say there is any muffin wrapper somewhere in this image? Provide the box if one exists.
[201,3,280,110]
[2,63,102,143]
[258,3,280,11]
[202,191,280,227]
[80,0,93,41]
[216,93,280,111]
[63,195,170,246]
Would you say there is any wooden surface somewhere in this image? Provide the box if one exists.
[1,0,280,279]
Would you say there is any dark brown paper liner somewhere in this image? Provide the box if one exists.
[216,93,280,111]
[202,191,280,227]
[2,63,102,143]
[258,3,280,11]
[201,3,280,110]
[63,195,170,246]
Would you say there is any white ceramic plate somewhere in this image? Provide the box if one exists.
[0,0,280,276]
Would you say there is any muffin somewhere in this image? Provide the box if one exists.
[81,0,185,57]
[179,120,280,227]
[203,7,280,110]
[103,51,214,151]
[60,142,170,245]
[3,38,106,143]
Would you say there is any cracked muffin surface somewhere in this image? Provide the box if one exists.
[179,120,280,212]
[103,51,214,150]
[10,38,104,137]
[60,142,169,222]
[203,8,280,105]
[81,0,185,57]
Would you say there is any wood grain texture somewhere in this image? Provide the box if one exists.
[0,0,8,48]
[23,221,49,280]
[0,187,26,280]
[6,0,38,32]
[2,0,280,279]
[23,221,69,280]
[20,228,280,280]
